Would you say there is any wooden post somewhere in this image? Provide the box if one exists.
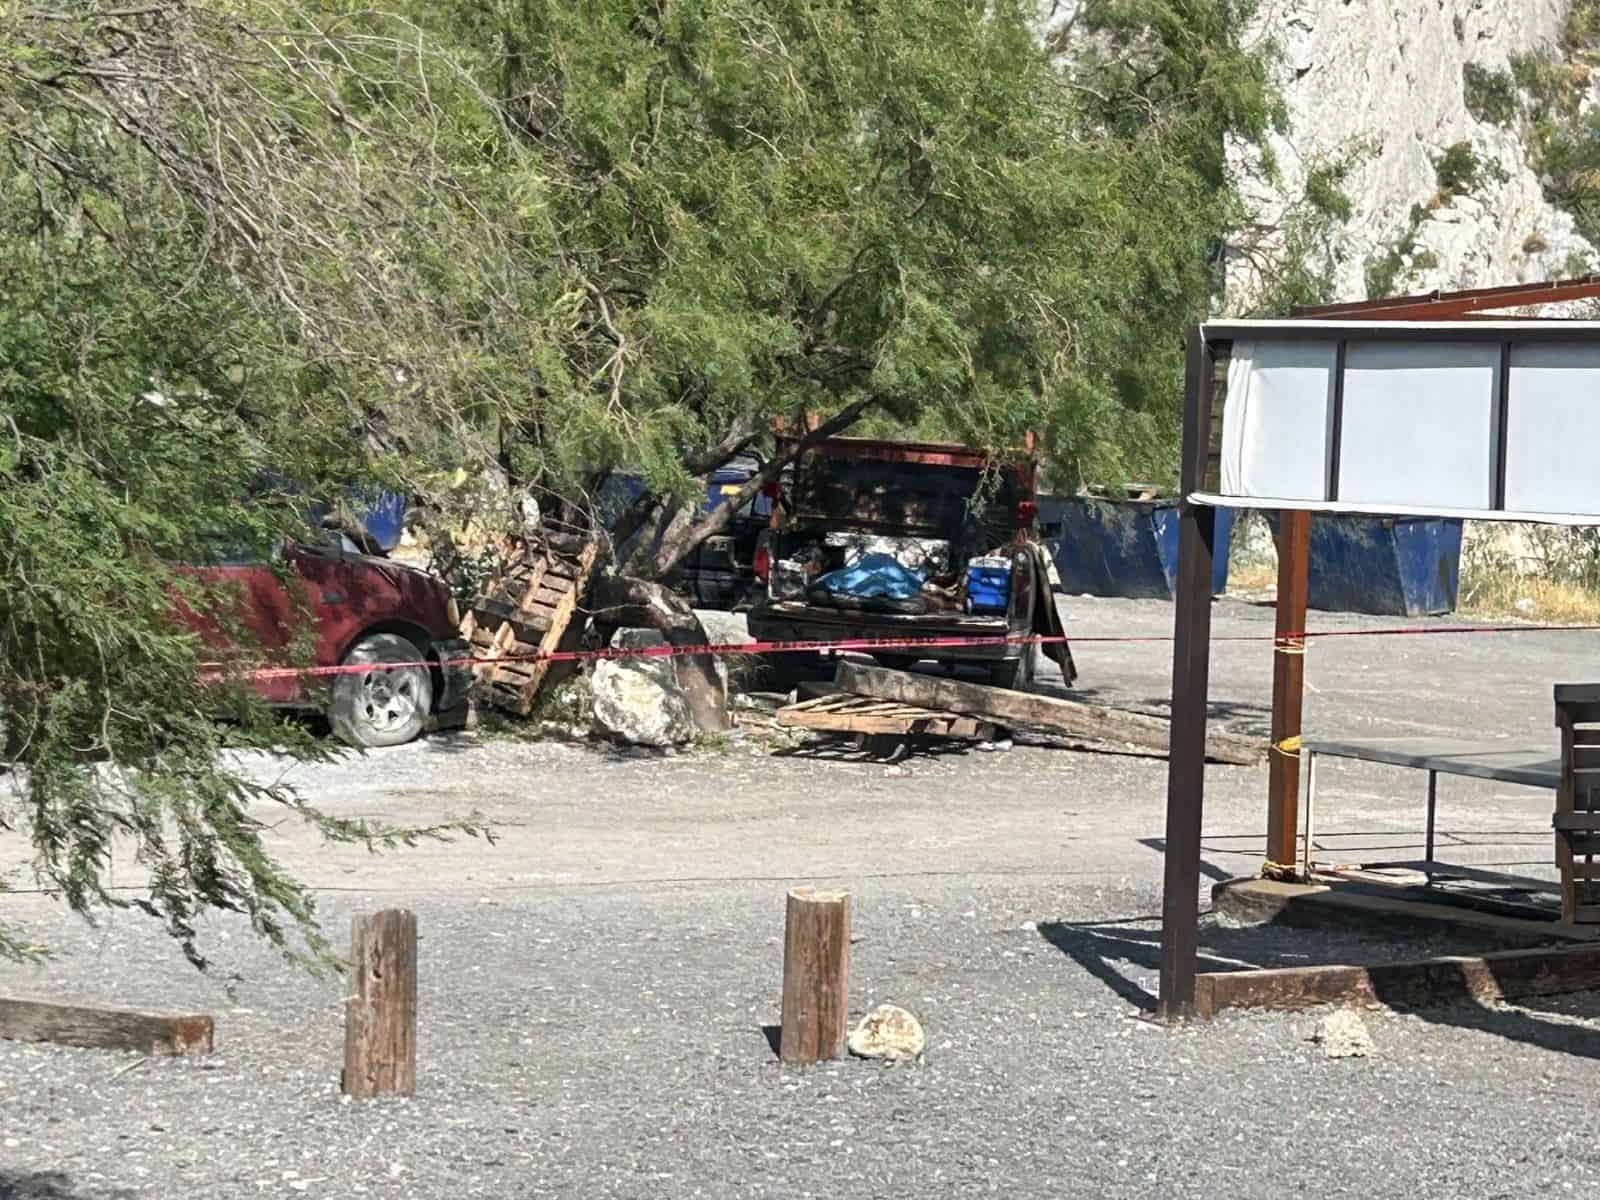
[343,909,417,1098]
[779,887,850,1064]
[1265,509,1310,877]
[1159,326,1218,1024]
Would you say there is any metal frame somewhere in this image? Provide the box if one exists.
[1303,755,1456,879]
[1158,328,1217,1020]
[1158,315,1600,1022]
[1292,274,1600,320]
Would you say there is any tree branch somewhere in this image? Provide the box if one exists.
[646,393,879,578]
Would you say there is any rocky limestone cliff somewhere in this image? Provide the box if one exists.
[1229,0,1595,306]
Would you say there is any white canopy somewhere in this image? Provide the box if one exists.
[1196,319,1600,524]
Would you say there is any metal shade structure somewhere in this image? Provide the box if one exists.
[1158,314,1600,1021]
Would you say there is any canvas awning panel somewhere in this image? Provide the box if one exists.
[1198,319,1600,524]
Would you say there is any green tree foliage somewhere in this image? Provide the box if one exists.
[1,1,1277,961]
[1232,140,1373,315]
[1463,63,1518,127]
[0,4,485,967]
[12,1,1279,524]
[1496,31,1600,251]
[1434,141,1483,199]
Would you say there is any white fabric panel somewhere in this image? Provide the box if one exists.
[1188,491,1600,526]
[1335,342,1497,510]
[1219,338,1335,501]
[1504,345,1600,515]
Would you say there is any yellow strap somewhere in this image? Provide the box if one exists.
[1271,735,1303,757]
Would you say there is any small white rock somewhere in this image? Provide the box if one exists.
[848,1004,926,1062]
[1314,1009,1375,1059]
[1515,597,1537,616]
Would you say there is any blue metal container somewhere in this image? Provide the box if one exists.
[351,490,407,553]
[705,464,773,519]
[1298,515,1463,617]
[965,558,1012,613]
[1041,497,1234,599]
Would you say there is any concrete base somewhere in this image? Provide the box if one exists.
[1199,876,1600,1018]
[1195,941,1600,1018]
[1211,876,1598,950]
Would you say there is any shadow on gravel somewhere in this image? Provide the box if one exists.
[772,734,975,765]
[1376,977,1600,1060]
[1029,681,1272,738]
[0,1173,129,1200]
[1036,913,1503,1013]
[1034,922,1222,1012]
[761,1024,783,1056]
[1138,837,1235,883]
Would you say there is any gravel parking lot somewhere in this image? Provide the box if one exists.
[4,596,1600,1199]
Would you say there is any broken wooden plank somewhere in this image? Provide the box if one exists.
[776,693,996,741]
[1194,942,1600,1019]
[0,996,213,1056]
[833,663,1264,766]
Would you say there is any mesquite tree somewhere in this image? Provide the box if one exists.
[0,0,1277,960]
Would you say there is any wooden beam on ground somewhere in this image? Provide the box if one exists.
[343,909,418,1098]
[779,888,850,1064]
[0,997,212,1056]
[832,661,1261,766]
[1194,942,1600,1019]
[1265,509,1310,879]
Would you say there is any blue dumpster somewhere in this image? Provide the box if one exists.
[350,490,407,553]
[303,487,407,552]
[1292,515,1463,617]
[1041,496,1234,599]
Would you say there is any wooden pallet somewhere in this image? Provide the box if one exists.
[459,534,600,716]
[776,693,996,741]
[1556,684,1600,924]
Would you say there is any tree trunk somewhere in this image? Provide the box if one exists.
[611,395,880,583]
[590,574,730,734]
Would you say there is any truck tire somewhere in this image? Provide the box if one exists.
[988,648,1036,692]
[331,633,433,748]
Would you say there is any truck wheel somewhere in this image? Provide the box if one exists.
[331,633,433,748]
[989,649,1035,692]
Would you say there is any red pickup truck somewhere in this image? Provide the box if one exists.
[182,534,471,748]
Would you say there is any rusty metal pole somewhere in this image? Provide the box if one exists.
[1158,326,1217,1023]
[1264,510,1310,878]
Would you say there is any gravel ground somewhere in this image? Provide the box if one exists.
[4,596,1600,1199]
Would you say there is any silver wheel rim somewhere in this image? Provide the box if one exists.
[360,665,422,734]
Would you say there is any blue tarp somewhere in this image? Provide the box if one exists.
[812,553,927,601]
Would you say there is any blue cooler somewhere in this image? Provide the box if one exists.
[965,556,1012,614]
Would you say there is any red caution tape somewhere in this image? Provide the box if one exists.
[201,620,1600,684]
